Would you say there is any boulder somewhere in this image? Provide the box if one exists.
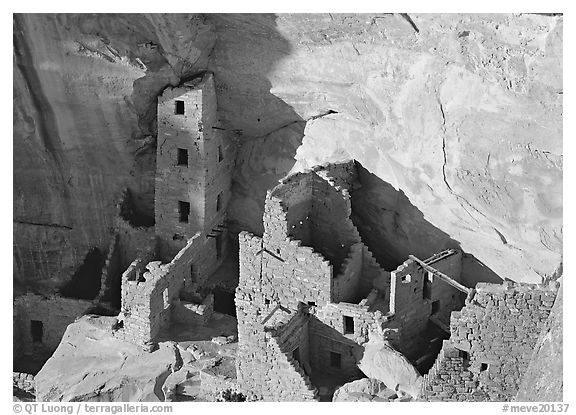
[333,378,395,402]
[358,339,423,398]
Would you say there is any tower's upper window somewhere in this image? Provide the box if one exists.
[175,100,185,115]
[177,148,188,166]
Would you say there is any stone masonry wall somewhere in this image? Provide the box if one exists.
[422,282,559,401]
[235,235,318,401]
[332,242,363,303]
[314,160,358,191]
[155,77,207,245]
[117,234,203,347]
[389,259,434,356]
[267,172,314,245]
[309,174,361,275]
[13,294,93,357]
[271,310,312,377]
[425,250,465,325]
[388,251,465,357]
[13,372,35,395]
[263,236,333,309]
[155,73,232,285]
[332,242,388,304]
[361,244,390,304]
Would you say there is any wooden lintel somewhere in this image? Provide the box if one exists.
[409,254,471,295]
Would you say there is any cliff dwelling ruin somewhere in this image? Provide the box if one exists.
[13,12,563,404]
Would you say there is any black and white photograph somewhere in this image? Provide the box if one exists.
[10,7,566,408]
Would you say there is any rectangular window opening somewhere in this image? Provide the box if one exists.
[330,351,341,369]
[175,100,185,115]
[344,316,354,334]
[178,201,190,223]
[307,301,316,307]
[431,300,440,315]
[480,363,489,372]
[30,320,43,343]
[218,145,224,162]
[177,148,188,166]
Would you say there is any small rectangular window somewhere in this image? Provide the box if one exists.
[480,363,489,372]
[218,145,223,162]
[307,301,316,307]
[177,148,188,166]
[175,100,185,115]
[178,201,190,223]
[330,351,341,368]
[344,316,354,334]
[30,320,43,343]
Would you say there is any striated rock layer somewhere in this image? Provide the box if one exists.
[14,13,562,292]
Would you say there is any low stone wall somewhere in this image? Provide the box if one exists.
[422,281,559,401]
[117,234,202,347]
[13,294,93,356]
[13,372,35,395]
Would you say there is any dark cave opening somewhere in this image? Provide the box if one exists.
[60,247,104,300]
[119,188,155,228]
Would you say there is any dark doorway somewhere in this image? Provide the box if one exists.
[179,201,190,223]
[344,316,354,334]
[177,148,188,166]
[30,320,43,343]
[175,100,185,115]
[213,287,236,317]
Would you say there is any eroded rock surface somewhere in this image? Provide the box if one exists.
[35,315,239,402]
[14,14,562,292]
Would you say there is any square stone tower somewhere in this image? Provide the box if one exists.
[155,72,232,286]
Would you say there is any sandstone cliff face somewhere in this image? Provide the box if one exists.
[13,13,562,290]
